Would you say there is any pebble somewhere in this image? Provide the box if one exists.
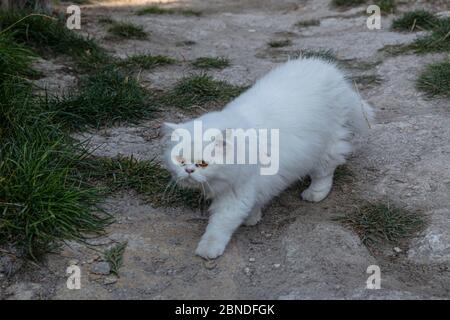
[103,275,118,285]
[273,264,281,269]
[244,267,251,275]
[393,247,402,253]
[265,233,272,238]
[204,260,216,270]
[68,259,79,266]
[249,258,255,262]
[90,261,111,275]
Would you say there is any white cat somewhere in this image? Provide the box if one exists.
[163,58,374,259]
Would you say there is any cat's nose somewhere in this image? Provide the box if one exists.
[185,168,195,174]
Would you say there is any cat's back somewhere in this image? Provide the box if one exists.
[225,58,351,124]
[261,58,343,86]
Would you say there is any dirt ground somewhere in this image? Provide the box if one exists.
[1,0,450,299]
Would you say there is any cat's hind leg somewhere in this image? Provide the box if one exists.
[302,132,352,203]
[301,166,335,203]
[243,207,262,226]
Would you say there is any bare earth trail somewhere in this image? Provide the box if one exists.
[2,0,450,299]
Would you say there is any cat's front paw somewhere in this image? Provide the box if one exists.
[195,235,227,259]
[301,188,330,202]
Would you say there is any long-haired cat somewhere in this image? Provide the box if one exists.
[163,58,374,259]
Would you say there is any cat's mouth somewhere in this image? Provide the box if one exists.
[178,175,203,188]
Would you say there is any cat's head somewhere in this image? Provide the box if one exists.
[162,121,234,190]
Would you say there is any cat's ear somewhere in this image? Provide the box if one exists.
[161,122,179,135]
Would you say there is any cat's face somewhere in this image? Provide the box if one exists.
[162,122,225,189]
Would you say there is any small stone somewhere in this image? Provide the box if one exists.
[88,273,102,281]
[249,258,255,262]
[204,260,216,270]
[244,267,251,275]
[90,261,111,275]
[68,259,78,265]
[273,263,281,269]
[393,247,402,253]
[265,233,272,238]
[0,255,23,276]
[103,275,118,285]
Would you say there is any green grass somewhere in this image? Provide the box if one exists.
[392,10,439,31]
[384,16,450,55]
[98,17,114,25]
[136,5,202,17]
[376,0,396,14]
[115,54,176,70]
[192,57,230,69]
[48,68,155,130]
[331,0,365,7]
[335,203,425,247]
[0,10,108,70]
[80,156,203,208]
[71,0,92,4]
[412,17,450,54]
[268,39,292,48]
[107,21,147,39]
[104,242,127,276]
[0,80,111,259]
[296,49,338,62]
[163,74,245,109]
[416,60,450,98]
[0,35,37,83]
[332,0,395,12]
[295,19,320,28]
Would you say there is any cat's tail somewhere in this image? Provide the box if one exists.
[349,98,374,135]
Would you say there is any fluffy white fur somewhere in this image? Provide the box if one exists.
[163,58,374,259]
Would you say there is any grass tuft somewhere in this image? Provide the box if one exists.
[48,68,155,130]
[376,0,396,14]
[80,156,202,208]
[116,54,176,70]
[107,21,147,39]
[0,35,37,82]
[0,80,111,259]
[416,60,450,98]
[163,74,245,109]
[392,10,439,31]
[332,0,395,12]
[268,39,292,48]
[192,57,230,69]
[98,17,114,25]
[104,242,127,276]
[0,10,108,70]
[331,0,365,7]
[136,5,202,16]
[335,202,425,247]
[412,17,450,54]
[295,19,320,28]
[295,49,338,62]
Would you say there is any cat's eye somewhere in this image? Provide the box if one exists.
[196,160,208,168]
[175,156,185,165]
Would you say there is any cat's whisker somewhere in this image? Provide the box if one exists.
[162,180,175,202]
[165,177,182,203]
